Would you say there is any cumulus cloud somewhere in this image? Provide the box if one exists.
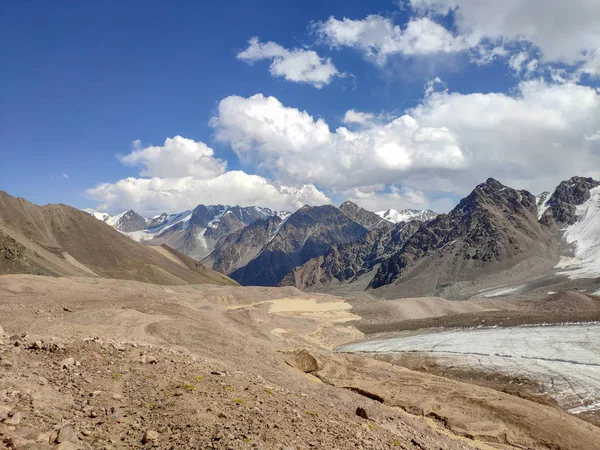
[86,137,330,215]
[315,15,472,65]
[60,173,69,179]
[410,0,600,67]
[120,136,227,179]
[237,37,341,88]
[342,109,374,124]
[210,81,600,209]
[212,93,466,191]
[409,80,600,193]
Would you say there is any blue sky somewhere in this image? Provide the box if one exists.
[1,0,599,215]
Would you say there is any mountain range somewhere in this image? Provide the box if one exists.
[12,175,598,300]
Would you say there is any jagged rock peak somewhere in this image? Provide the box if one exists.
[542,176,600,225]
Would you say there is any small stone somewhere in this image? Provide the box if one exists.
[211,371,225,376]
[38,377,48,386]
[63,307,73,312]
[0,359,13,369]
[0,405,12,420]
[81,430,92,436]
[55,442,78,450]
[0,325,4,336]
[140,355,157,364]
[57,426,78,444]
[90,390,103,397]
[60,358,75,368]
[112,393,124,400]
[143,430,159,444]
[356,407,369,420]
[5,411,22,425]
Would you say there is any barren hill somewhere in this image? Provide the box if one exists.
[0,191,237,286]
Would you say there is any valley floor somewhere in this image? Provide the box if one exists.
[1,275,599,449]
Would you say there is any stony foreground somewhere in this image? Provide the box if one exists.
[1,275,600,449]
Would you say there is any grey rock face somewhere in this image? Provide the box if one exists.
[230,205,368,286]
[541,176,600,226]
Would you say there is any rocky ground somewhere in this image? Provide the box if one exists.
[0,333,490,450]
[1,275,600,449]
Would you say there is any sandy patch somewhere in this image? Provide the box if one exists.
[269,297,352,313]
[147,245,187,267]
[62,252,99,276]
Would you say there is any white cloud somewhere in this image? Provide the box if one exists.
[60,173,69,179]
[86,137,330,215]
[410,0,600,67]
[211,81,600,208]
[408,80,600,193]
[212,93,466,191]
[424,77,446,96]
[119,136,227,179]
[343,109,374,124]
[237,37,341,88]
[315,15,473,65]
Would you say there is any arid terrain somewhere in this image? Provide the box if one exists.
[1,275,600,449]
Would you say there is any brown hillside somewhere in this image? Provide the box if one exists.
[0,191,238,286]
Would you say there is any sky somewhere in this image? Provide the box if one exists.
[1,0,599,216]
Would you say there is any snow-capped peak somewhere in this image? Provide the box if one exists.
[376,208,437,224]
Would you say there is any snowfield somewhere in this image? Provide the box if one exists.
[338,323,600,416]
[556,187,600,279]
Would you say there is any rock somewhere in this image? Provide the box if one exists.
[284,350,319,373]
[0,405,12,420]
[24,443,52,450]
[140,355,157,364]
[143,430,159,444]
[210,371,225,376]
[112,394,124,400]
[60,358,75,368]
[55,442,78,450]
[355,407,369,420]
[63,307,73,312]
[57,426,78,444]
[1,359,14,369]
[5,411,22,425]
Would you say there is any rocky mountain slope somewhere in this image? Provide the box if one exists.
[0,191,237,286]
[284,177,600,298]
[85,205,289,260]
[338,201,392,230]
[202,216,282,275]
[228,205,369,286]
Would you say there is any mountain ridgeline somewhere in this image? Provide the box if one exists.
[80,175,600,299]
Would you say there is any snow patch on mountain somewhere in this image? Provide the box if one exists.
[556,187,600,278]
[375,208,437,224]
[126,211,192,242]
[536,191,553,220]
[83,209,111,222]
